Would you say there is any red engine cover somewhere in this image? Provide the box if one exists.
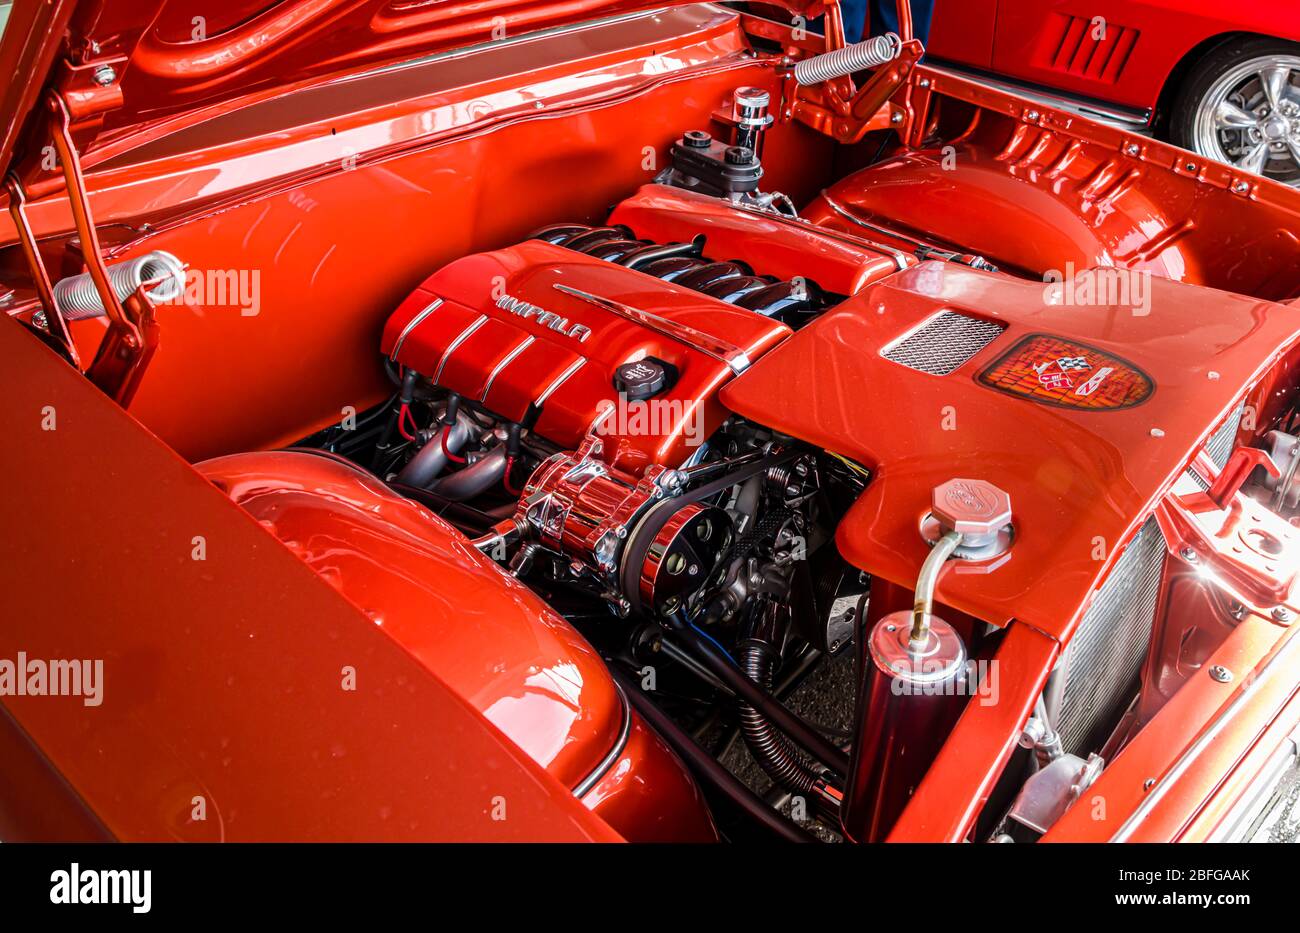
[720,261,1300,642]
[381,239,791,471]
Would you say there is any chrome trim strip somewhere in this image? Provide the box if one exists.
[924,63,1154,128]
[573,684,633,799]
[819,191,930,253]
[433,314,487,384]
[480,335,535,403]
[1111,619,1300,841]
[553,284,752,375]
[388,296,443,361]
[730,200,912,271]
[534,356,587,407]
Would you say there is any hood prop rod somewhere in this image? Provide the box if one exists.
[43,92,158,405]
[4,173,79,368]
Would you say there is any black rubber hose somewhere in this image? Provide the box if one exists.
[610,668,816,843]
[738,639,828,799]
[666,616,850,777]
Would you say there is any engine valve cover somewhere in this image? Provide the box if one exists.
[382,239,791,470]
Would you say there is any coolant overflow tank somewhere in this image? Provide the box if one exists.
[843,609,969,841]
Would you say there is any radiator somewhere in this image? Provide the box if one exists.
[1056,516,1166,755]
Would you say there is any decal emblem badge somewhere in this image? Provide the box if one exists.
[978,335,1153,410]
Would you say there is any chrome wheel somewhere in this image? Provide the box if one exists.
[1192,53,1300,186]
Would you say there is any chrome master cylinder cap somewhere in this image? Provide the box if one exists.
[920,478,1014,560]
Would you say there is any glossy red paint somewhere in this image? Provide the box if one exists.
[196,450,623,790]
[0,317,621,841]
[382,239,791,471]
[0,0,76,174]
[607,184,912,296]
[3,0,1299,845]
[17,0,826,150]
[886,622,1060,842]
[805,85,1300,300]
[195,448,718,841]
[929,0,1300,112]
[579,712,719,842]
[1044,610,1300,842]
[2,8,827,463]
[719,260,1300,643]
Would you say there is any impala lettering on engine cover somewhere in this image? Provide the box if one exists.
[496,294,592,343]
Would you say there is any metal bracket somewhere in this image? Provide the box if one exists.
[45,92,159,405]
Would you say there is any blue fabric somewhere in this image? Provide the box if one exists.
[842,0,935,44]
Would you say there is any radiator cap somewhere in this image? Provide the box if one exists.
[921,478,1014,560]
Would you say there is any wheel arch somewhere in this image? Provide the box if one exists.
[1153,31,1300,135]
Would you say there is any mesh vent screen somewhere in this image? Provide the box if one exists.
[881,311,1006,376]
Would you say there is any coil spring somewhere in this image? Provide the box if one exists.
[793,33,902,86]
[53,250,186,320]
[532,224,826,322]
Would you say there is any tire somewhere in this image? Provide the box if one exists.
[1168,36,1300,187]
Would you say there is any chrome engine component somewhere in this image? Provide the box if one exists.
[792,33,902,86]
[730,86,774,154]
[1005,752,1104,836]
[495,434,733,616]
[845,511,970,840]
[847,606,968,840]
[919,477,1014,561]
[53,250,186,320]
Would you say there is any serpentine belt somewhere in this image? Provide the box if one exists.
[619,448,801,616]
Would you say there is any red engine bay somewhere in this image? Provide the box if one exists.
[5,0,1300,851]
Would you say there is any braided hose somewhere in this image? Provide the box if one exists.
[53,250,186,320]
[738,640,837,810]
[793,33,902,86]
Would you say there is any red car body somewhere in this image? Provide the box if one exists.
[928,0,1300,116]
[1,0,1299,844]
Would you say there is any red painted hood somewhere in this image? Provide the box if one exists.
[0,0,825,171]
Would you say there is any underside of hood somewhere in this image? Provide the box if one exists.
[1,0,825,171]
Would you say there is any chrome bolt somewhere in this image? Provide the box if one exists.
[1272,606,1292,622]
[32,309,48,330]
[1233,180,1251,194]
[1208,665,1233,683]
[1124,142,1141,156]
[1143,778,1156,791]
[1180,547,1198,563]
[1024,109,1040,121]
[890,112,904,125]
[918,78,931,89]
[92,65,117,87]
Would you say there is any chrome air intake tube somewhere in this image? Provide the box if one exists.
[53,250,187,320]
[793,33,902,86]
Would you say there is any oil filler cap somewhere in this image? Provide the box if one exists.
[614,358,669,400]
